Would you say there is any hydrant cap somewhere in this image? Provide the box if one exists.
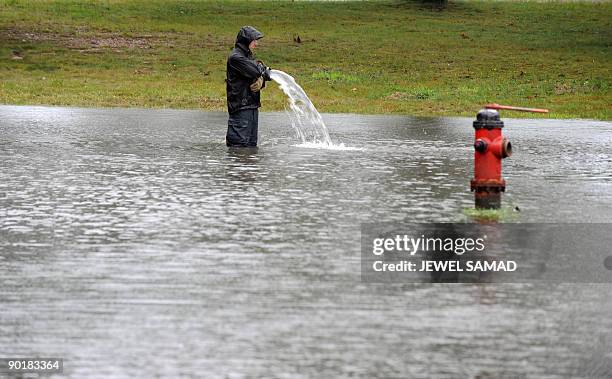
[474,109,504,129]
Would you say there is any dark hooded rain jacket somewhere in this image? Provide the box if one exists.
[226,26,268,114]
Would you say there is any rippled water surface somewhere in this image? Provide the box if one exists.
[1,106,611,378]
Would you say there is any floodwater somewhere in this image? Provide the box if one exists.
[1,105,611,378]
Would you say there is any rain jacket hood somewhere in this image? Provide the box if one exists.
[235,26,264,52]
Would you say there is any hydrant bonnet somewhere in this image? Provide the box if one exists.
[473,109,504,129]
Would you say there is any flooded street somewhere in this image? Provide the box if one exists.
[1,105,611,378]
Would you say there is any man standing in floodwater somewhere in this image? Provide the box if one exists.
[225,26,272,147]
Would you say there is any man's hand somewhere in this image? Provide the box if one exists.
[257,60,272,81]
[262,67,272,81]
[250,76,264,92]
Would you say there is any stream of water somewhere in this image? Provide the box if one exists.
[270,69,351,149]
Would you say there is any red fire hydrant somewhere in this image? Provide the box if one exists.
[470,103,548,209]
[470,108,511,209]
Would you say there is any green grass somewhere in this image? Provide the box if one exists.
[463,207,521,223]
[1,0,610,119]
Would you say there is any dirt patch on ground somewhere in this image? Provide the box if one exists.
[386,92,410,100]
[2,28,160,50]
[0,28,232,52]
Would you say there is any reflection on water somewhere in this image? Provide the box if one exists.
[1,106,611,378]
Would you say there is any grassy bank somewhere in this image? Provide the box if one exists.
[1,0,610,119]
